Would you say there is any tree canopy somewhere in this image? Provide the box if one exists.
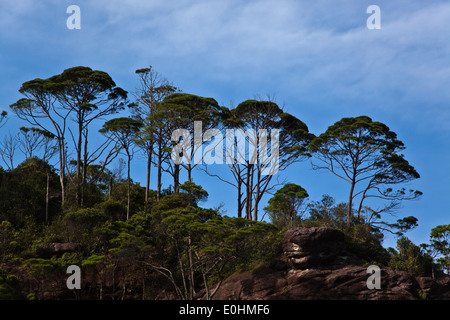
[265,183,309,229]
[308,116,422,227]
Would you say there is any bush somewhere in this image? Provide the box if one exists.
[100,199,127,221]
[59,208,108,242]
[344,224,391,266]
[388,237,433,276]
[0,269,23,299]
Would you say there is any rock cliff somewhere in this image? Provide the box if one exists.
[204,227,450,300]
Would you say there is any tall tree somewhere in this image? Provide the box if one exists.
[10,68,126,205]
[130,66,178,202]
[204,99,314,220]
[429,225,450,274]
[264,183,309,229]
[0,157,60,226]
[161,93,222,187]
[50,66,128,206]
[99,117,143,220]
[10,80,71,203]
[145,101,179,200]
[308,116,422,227]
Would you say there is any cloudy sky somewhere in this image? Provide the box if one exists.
[1,0,449,248]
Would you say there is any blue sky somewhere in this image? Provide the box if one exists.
[0,0,449,249]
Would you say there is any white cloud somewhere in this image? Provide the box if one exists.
[1,0,449,130]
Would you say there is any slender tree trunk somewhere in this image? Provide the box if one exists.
[145,150,151,202]
[245,164,252,220]
[200,264,210,300]
[142,267,146,300]
[188,235,195,299]
[108,176,112,200]
[45,173,49,224]
[76,120,83,206]
[59,142,66,205]
[76,122,82,177]
[77,128,88,207]
[347,179,356,227]
[174,164,180,193]
[237,179,242,218]
[357,188,369,220]
[253,194,260,222]
[253,193,259,221]
[187,163,193,183]
[127,150,131,220]
[157,138,162,201]
[60,168,65,205]
[81,127,89,207]
[249,165,254,219]
[175,240,188,300]
[253,169,261,221]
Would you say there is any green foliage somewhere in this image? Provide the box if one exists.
[308,116,422,226]
[24,258,58,276]
[379,216,419,236]
[100,199,127,221]
[0,221,15,261]
[161,93,221,128]
[65,176,105,209]
[24,253,81,274]
[302,196,389,266]
[0,157,60,226]
[179,181,209,205]
[82,254,106,267]
[57,208,108,253]
[151,192,193,213]
[146,197,282,299]
[344,224,391,266]
[61,208,108,233]
[265,183,308,229]
[429,224,450,273]
[56,252,81,268]
[301,195,391,265]
[0,269,23,299]
[107,182,146,217]
[99,117,143,139]
[389,237,433,276]
[301,195,348,229]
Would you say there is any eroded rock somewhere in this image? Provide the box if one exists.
[35,242,80,258]
[283,227,353,268]
[201,227,450,300]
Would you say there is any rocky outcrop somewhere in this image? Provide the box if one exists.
[211,266,420,300]
[35,242,80,259]
[205,227,450,300]
[283,227,356,269]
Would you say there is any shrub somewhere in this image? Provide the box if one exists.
[388,237,433,276]
[0,269,23,299]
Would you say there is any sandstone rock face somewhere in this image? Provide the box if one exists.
[206,227,450,300]
[283,227,352,268]
[35,242,80,258]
